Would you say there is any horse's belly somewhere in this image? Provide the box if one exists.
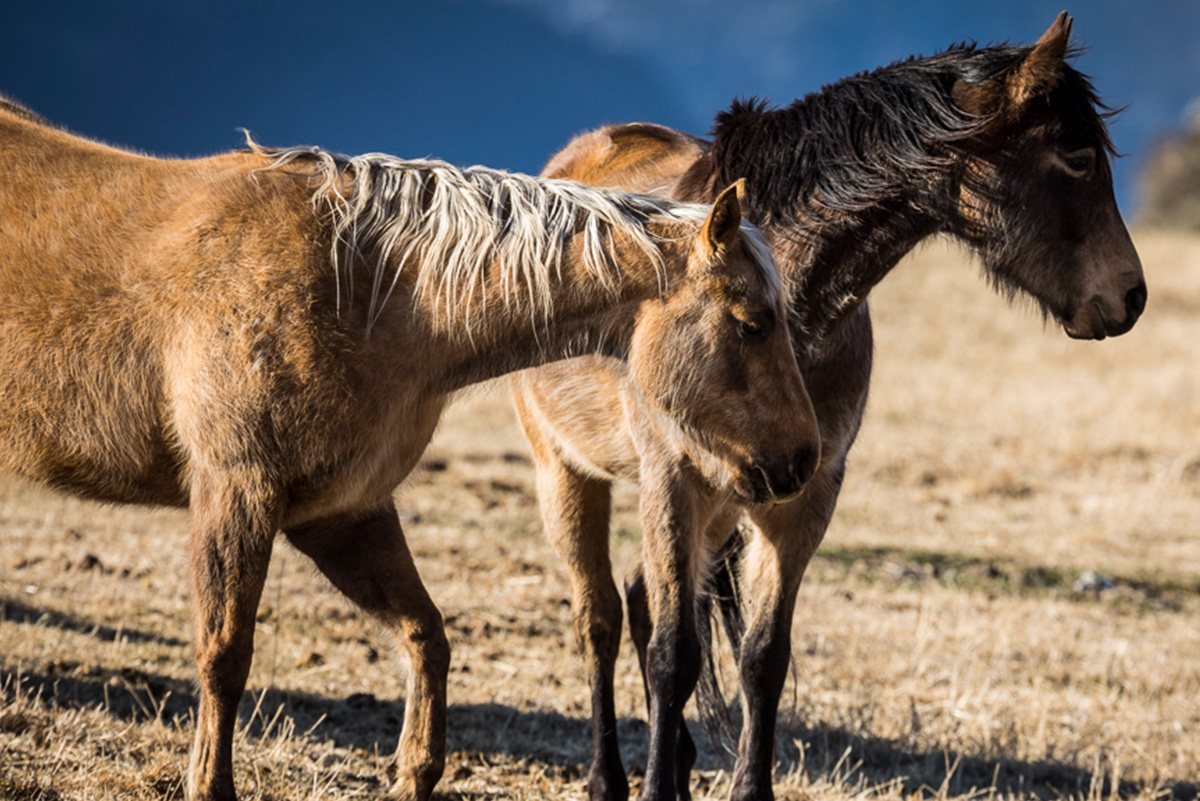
[0,431,188,507]
[0,390,187,506]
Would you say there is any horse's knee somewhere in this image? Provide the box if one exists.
[579,580,623,656]
[194,632,256,706]
[737,617,790,695]
[408,621,450,678]
[647,622,701,708]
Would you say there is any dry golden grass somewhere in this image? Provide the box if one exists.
[1,229,1198,800]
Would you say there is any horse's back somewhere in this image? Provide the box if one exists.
[542,123,708,193]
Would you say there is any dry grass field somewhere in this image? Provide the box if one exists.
[2,229,1198,801]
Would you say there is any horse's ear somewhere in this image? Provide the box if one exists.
[1007,11,1072,107]
[952,12,1071,119]
[731,176,748,208]
[701,179,745,257]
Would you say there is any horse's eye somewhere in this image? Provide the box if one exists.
[1060,148,1096,177]
[737,312,773,343]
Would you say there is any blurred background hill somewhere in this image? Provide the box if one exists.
[1139,107,1200,231]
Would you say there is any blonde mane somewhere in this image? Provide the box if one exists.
[248,137,776,335]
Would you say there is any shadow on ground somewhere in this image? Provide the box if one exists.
[0,596,188,647]
[3,660,1194,801]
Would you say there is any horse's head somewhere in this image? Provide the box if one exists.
[951,12,1145,340]
[629,182,820,504]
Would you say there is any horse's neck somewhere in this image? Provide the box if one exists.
[412,221,685,391]
[768,200,943,352]
[431,305,639,390]
[684,115,956,356]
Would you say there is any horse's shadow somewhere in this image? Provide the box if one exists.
[2,600,1195,801]
[770,718,1198,801]
[4,663,1196,801]
[0,597,188,648]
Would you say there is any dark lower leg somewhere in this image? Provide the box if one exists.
[535,462,627,801]
[642,615,700,801]
[729,614,791,801]
[583,584,628,801]
[627,568,696,801]
[729,493,834,801]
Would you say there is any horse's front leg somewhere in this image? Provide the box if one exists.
[285,503,450,801]
[187,469,281,801]
[637,467,712,801]
[625,564,697,801]
[627,499,745,799]
[731,465,843,801]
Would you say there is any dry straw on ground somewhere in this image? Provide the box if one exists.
[1,230,1198,800]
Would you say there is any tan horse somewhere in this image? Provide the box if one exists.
[0,97,820,801]
[512,13,1145,801]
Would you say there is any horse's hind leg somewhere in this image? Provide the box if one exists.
[187,469,281,801]
[527,446,627,801]
[285,503,449,801]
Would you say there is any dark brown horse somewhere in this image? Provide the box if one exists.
[510,13,1144,801]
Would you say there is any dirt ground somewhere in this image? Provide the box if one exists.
[1,230,1198,800]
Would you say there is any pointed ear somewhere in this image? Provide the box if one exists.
[952,12,1072,119]
[1008,11,1072,107]
[700,179,745,257]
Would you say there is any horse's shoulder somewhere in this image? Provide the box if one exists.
[543,123,709,191]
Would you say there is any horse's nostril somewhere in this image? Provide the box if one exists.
[794,449,819,486]
[1125,283,1147,318]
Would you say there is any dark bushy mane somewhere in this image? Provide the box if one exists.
[707,41,1114,225]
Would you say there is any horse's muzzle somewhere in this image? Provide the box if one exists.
[1064,282,1147,340]
[739,448,820,504]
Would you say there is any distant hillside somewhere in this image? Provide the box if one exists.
[1139,114,1200,231]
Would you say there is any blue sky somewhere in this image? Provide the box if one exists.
[3,1,1197,214]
